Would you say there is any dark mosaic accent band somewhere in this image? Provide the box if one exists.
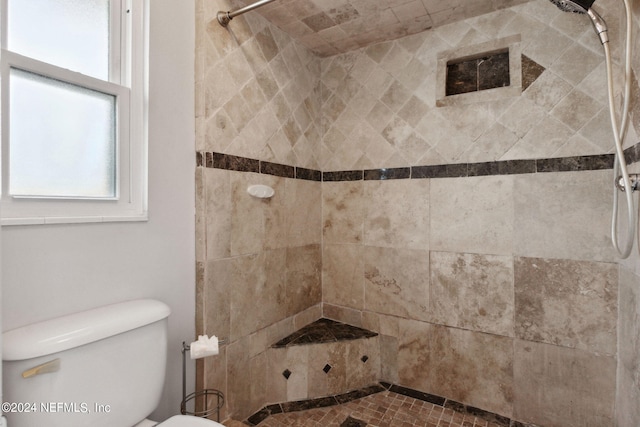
[245,382,531,427]
[260,161,294,178]
[536,154,614,173]
[296,167,322,181]
[244,384,385,426]
[381,382,445,406]
[198,152,321,181]
[198,144,638,183]
[364,167,410,180]
[624,142,640,164]
[323,170,363,182]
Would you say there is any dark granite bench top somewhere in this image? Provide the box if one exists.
[272,318,378,348]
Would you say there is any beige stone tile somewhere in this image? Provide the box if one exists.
[551,89,604,132]
[226,337,253,420]
[322,244,365,310]
[205,258,232,341]
[459,123,518,163]
[264,178,289,251]
[322,303,364,326]
[548,42,603,86]
[501,115,574,160]
[322,181,365,244]
[345,337,381,390]
[229,250,288,339]
[513,339,615,427]
[285,244,322,317]
[364,246,430,320]
[293,304,322,330]
[515,256,617,355]
[267,345,311,403]
[229,172,266,256]
[431,175,514,255]
[307,341,347,398]
[250,352,268,415]
[284,179,322,247]
[522,69,572,110]
[513,170,614,262]
[430,251,514,337]
[497,97,547,139]
[379,334,399,384]
[363,179,429,250]
[204,168,231,260]
[616,267,640,426]
[397,319,514,417]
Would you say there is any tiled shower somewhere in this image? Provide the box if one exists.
[195,0,640,425]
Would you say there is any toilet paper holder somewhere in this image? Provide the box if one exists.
[180,339,227,422]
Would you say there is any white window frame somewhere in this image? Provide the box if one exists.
[0,0,148,225]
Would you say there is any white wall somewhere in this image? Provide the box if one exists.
[1,0,195,421]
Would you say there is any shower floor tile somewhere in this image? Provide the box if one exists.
[222,390,508,427]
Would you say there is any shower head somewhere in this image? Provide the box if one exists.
[547,0,608,44]
[548,0,595,13]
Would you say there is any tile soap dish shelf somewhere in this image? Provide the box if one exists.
[247,184,275,199]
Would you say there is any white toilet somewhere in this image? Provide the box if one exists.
[2,299,224,427]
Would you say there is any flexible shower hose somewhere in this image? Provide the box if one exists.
[607,0,635,258]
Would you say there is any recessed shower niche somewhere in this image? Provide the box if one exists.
[436,34,524,107]
[446,49,510,96]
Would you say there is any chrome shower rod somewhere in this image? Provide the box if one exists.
[217,0,276,26]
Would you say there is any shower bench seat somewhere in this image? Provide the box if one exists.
[265,318,381,409]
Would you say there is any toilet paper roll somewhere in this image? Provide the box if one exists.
[189,335,219,359]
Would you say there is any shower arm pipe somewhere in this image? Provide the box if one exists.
[217,0,276,26]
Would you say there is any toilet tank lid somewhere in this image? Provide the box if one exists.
[3,299,171,361]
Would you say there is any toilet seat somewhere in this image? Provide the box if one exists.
[156,415,225,426]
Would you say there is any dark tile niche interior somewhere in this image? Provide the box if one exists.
[446,50,510,96]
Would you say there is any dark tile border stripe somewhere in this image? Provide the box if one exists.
[244,382,533,427]
[197,147,633,183]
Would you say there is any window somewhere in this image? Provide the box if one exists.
[0,0,148,225]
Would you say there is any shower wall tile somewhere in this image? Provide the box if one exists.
[197,0,322,171]
[203,345,228,421]
[345,337,381,390]
[323,303,365,328]
[229,172,270,256]
[229,250,288,340]
[285,244,322,317]
[204,258,232,341]
[514,257,618,356]
[430,251,514,337]
[430,175,514,255]
[284,178,321,247]
[267,345,311,405]
[316,2,618,171]
[513,169,614,262]
[204,168,232,260]
[363,179,430,250]
[364,246,430,321]
[307,341,347,398]
[227,336,254,420]
[397,319,514,418]
[379,334,399,384]
[322,181,365,244]
[322,244,365,310]
[616,267,640,426]
[513,339,615,427]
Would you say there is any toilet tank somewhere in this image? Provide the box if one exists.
[2,299,171,427]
